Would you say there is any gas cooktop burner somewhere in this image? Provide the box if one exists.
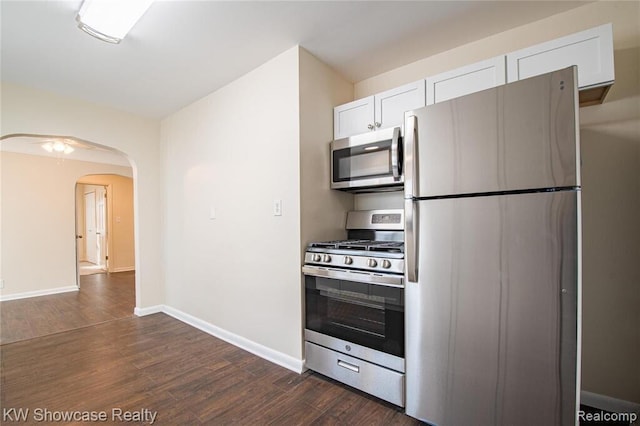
[305,238,404,274]
[303,210,405,274]
[308,239,404,254]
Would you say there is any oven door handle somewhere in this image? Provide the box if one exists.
[302,265,404,288]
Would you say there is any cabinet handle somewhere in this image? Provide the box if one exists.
[375,122,381,128]
[337,360,360,373]
[367,124,374,130]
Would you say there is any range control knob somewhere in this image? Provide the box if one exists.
[381,259,392,269]
[322,254,332,263]
[344,256,353,265]
[312,254,322,262]
[367,258,378,268]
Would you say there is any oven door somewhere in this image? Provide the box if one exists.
[331,127,403,191]
[304,268,404,361]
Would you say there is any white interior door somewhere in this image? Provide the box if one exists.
[84,191,97,264]
[96,187,106,267]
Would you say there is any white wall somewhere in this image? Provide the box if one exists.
[0,83,163,309]
[0,152,132,298]
[161,47,304,366]
[353,1,640,404]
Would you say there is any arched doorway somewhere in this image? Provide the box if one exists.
[0,134,138,342]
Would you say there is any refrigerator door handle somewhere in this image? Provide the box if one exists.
[404,114,418,199]
[405,199,418,283]
[391,128,401,180]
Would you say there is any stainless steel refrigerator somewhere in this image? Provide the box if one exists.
[403,67,581,425]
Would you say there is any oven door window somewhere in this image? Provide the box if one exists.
[305,275,404,358]
[333,139,393,182]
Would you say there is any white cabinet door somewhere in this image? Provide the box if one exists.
[334,81,425,139]
[506,23,614,89]
[333,96,374,139]
[426,56,506,105]
[374,80,426,132]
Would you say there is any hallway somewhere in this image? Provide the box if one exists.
[0,271,134,344]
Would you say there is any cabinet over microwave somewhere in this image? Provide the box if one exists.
[330,127,403,192]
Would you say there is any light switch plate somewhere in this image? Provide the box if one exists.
[209,207,216,220]
[273,200,282,216]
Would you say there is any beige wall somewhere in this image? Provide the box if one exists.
[77,175,135,272]
[0,152,132,297]
[299,48,355,248]
[581,127,639,404]
[0,83,163,309]
[160,46,355,368]
[161,47,304,364]
[353,1,640,403]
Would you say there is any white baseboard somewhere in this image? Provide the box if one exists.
[0,285,78,302]
[162,305,305,374]
[134,305,164,316]
[112,266,135,273]
[581,390,640,417]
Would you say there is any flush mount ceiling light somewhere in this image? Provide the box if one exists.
[76,0,155,44]
[42,140,74,155]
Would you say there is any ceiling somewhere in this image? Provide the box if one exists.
[0,135,132,166]
[1,0,591,120]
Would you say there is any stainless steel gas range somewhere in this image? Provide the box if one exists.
[302,209,405,407]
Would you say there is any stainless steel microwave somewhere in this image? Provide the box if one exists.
[330,127,403,192]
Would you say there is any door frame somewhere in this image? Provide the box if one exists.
[75,182,110,287]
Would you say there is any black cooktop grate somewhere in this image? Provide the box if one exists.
[308,239,404,254]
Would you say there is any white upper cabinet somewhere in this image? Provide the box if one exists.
[374,80,426,131]
[507,24,614,90]
[334,81,425,139]
[334,24,615,139]
[426,56,506,105]
[333,96,375,140]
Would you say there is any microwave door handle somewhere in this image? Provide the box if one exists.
[404,115,418,198]
[391,127,401,180]
[405,199,418,283]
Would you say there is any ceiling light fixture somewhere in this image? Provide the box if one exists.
[76,0,155,44]
[42,140,74,155]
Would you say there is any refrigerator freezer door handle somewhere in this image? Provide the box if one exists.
[391,127,401,180]
[404,114,417,198]
[405,199,418,282]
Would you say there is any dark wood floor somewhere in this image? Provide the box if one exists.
[0,271,135,344]
[0,273,420,425]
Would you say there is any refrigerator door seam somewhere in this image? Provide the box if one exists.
[413,186,580,201]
